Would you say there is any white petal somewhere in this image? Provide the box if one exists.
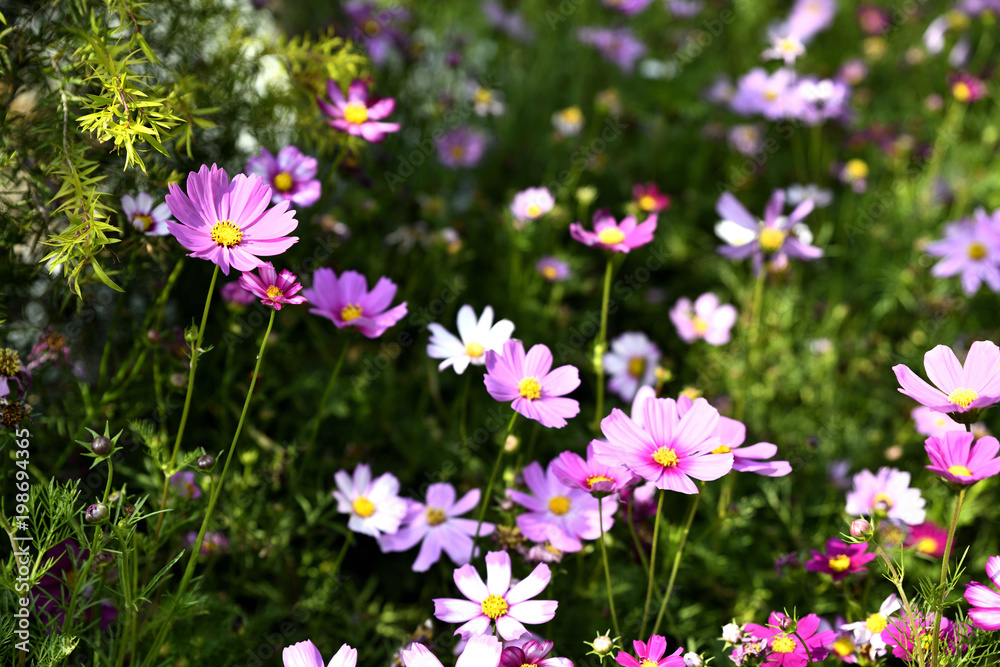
[715,220,757,246]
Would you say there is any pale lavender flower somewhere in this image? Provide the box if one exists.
[603,332,660,402]
[730,67,802,120]
[793,77,851,126]
[845,467,926,526]
[669,293,737,346]
[714,190,822,275]
[727,124,765,156]
[576,27,647,73]
[786,0,837,42]
[536,257,571,283]
[602,0,654,14]
[245,146,321,208]
[511,188,555,223]
[437,127,489,169]
[332,464,408,537]
[122,192,171,236]
[482,0,534,42]
[925,208,1000,296]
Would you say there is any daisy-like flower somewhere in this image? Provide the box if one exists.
[304,269,408,339]
[786,0,837,42]
[761,33,806,65]
[184,530,229,555]
[614,635,684,667]
[911,406,963,438]
[880,613,954,661]
[283,641,357,667]
[378,483,494,572]
[499,640,572,667]
[841,594,899,660]
[714,190,821,275]
[965,555,1000,631]
[0,348,28,400]
[924,430,1000,485]
[839,159,868,193]
[744,612,836,666]
[632,183,670,213]
[507,460,617,553]
[729,68,801,120]
[576,27,647,73]
[332,464,408,538]
[122,192,172,236]
[844,467,926,525]
[892,341,1000,414]
[165,164,299,275]
[925,208,1000,296]
[669,293,737,346]
[903,521,949,558]
[318,79,400,143]
[403,635,503,667]
[950,71,988,103]
[432,550,558,640]
[597,397,733,494]
[603,332,660,402]
[536,257,571,283]
[437,127,489,169]
[237,262,308,310]
[245,146,321,208]
[484,340,580,429]
[510,188,555,223]
[428,305,515,375]
[570,209,657,253]
[551,106,584,137]
[804,538,877,581]
[170,471,202,499]
[552,442,630,495]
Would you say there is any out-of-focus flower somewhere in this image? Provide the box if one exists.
[857,5,890,34]
[845,467,926,525]
[304,269,408,339]
[184,530,228,555]
[730,68,801,120]
[903,522,949,558]
[576,27,647,73]
[950,71,987,102]
[965,555,1000,631]
[318,79,400,143]
[614,635,684,667]
[511,188,556,223]
[482,0,534,42]
[33,539,117,632]
[245,146,321,208]
[552,107,585,137]
[880,613,954,661]
[785,0,837,42]
[794,77,851,126]
[536,257,571,283]
[221,281,257,307]
[602,0,654,14]
[669,293,737,346]
[553,442,630,495]
[714,190,821,275]
[603,332,660,402]
[499,640,572,667]
[237,262,308,310]
[436,127,489,169]
[427,305,515,375]
[171,471,202,499]
[666,0,704,17]
[911,406,963,438]
[925,430,1000,485]
[925,208,1000,296]
[892,341,1000,415]
[344,0,409,65]
[838,59,868,85]
[804,538,877,581]
[839,159,869,193]
[470,84,505,117]
[570,209,657,253]
[785,184,833,208]
[761,34,806,65]
[744,612,836,665]
[332,464,408,537]
[122,192,172,236]
[484,340,580,429]
[727,124,765,156]
[632,183,670,213]
[27,328,71,372]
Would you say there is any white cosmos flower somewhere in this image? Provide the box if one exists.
[427,305,515,375]
[283,641,357,667]
[401,635,502,667]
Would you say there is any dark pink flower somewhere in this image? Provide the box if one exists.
[237,262,308,310]
[903,522,949,558]
[570,209,657,253]
[303,269,408,338]
[744,612,836,666]
[499,640,572,667]
[632,183,670,213]
[318,79,400,142]
[924,430,1000,485]
[804,538,876,581]
[614,635,684,667]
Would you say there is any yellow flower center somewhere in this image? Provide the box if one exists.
[343,101,369,125]
[526,203,542,218]
[947,387,978,409]
[640,660,658,667]
[653,447,679,467]
[758,227,786,253]
[474,88,493,104]
[953,81,971,102]
[764,89,779,101]
[948,465,972,477]
[873,492,894,510]
[586,474,614,488]
[692,316,709,335]
[560,107,583,125]
[681,387,701,400]
[210,220,242,247]
[712,444,731,454]
[548,495,571,515]
[542,266,558,280]
[597,227,626,246]
[266,285,283,299]
[480,594,508,619]
[771,635,796,653]
[916,537,938,554]
[352,496,375,517]
[866,613,888,633]
[273,171,294,192]
[465,341,484,358]
[628,356,646,378]
[518,376,541,400]
[341,303,363,322]
[947,10,970,29]
[450,146,465,159]
[0,349,21,376]
[828,553,852,572]
[135,213,154,230]
[638,194,658,211]
[833,636,855,657]
[968,242,987,260]
[426,507,447,526]
[845,159,869,181]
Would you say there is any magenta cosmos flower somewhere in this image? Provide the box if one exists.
[507,460,617,552]
[615,635,684,667]
[893,341,1000,414]
[744,612,836,666]
[603,331,660,402]
[332,464,408,538]
[904,521,949,558]
[165,164,299,275]
[911,406,963,438]
[304,268,408,339]
[880,613,955,661]
[499,640,571,667]
[925,430,1000,485]
[804,538,876,581]
[245,146,321,208]
[378,483,494,572]
[669,293,737,346]
[402,635,502,667]
[318,79,400,143]
[237,262,307,310]
[122,192,172,236]
[433,550,558,640]
[632,182,670,214]
[283,641,356,667]
[965,555,1000,631]
[484,340,580,429]
[552,442,631,495]
[925,208,1000,296]
[844,467,926,525]
[596,397,733,494]
[570,209,657,253]
[714,190,821,275]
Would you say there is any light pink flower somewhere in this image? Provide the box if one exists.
[304,269,408,338]
[569,209,657,253]
[844,467,926,525]
[332,464,408,537]
[318,79,400,143]
[893,341,1000,414]
[283,641,356,667]
[965,555,1000,631]
[402,635,503,667]
[552,442,631,495]
[484,340,580,429]
[669,293,737,345]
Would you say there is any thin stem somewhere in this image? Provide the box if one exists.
[929,487,966,667]
[652,489,701,636]
[331,531,353,579]
[470,413,517,560]
[459,371,472,456]
[792,629,815,664]
[301,342,348,463]
[640,490,665,638]
[592,256,614,432]
[597,497,620,638]
[102,458,114,505]
[873,541,925,667]
[626,496,649,572]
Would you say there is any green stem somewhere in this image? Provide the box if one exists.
[301,342,348,462]
[592,256,614,432]
[929,487,966,667]
[652,489,701,636]
[640,490,664,638]
[793,628,815,664]
[470,413,517,560]
[459,371,472,458]
[873,540,925,667]
[626,496,649,572]
[102,458,114,505]
[598,496,620,638]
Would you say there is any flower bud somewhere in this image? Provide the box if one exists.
[85,503,109,524]
[503,435,519,453]
[124,504,136,517]
[170,373,187,388]
[108,490,122,507]
[91,435,113,457]
[850,518,871,537]
[95,551,116,565]
[591,635,613,655]
[196,454,216,471]
[721,623,742,644]
[682,652,702,667]
[184,326,198,343]
[778,615,796,632]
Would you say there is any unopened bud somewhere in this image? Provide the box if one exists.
[850,518,871,537]
[682,652,702,667]
[197,454,216,471]
[169,373,187,388]
[778,615,796,632]
[108,490,123,507]
[503,435,519,453]
[721,623,742,644]
[184,326,198,343]
[85,503,109,524]
[91,435,113,457]
[591,635,613,655]
[95,551,116,565]
[124,504,136,517]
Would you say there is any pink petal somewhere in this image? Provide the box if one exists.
[495,615,528,641]
[924,345,964,393]
[506,563,551,604]
[485,550,511,596]
[434,597,483,623]
[454,563,489,601]
[507,599,558,625]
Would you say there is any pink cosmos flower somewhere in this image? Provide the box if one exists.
[221,280,257,306]
[237,262,307,310]
[165,164,299,275]
[507,460,617,552]
[603,331,660,401]
[714,190,821,275]
[844,467,926,525]
[402,635,503,667]
[499,640,572,667]
[880,613,955,661]
[552,442,630,495]
[484,340,580,429]
[122,192,171,236]
[633,183,670,213]
[570,209,657,253]
[536,257,571,282]
[965,555,1000,631]
[744,612,836,666]
[785,0,837,42]
[318,79,400,142]
[614,635,684,667]
[804,538,877,581]
[245,145,321,208]
[925,208,1000,296]
[576,27,647,73]
[679,394,790,477]
[378,483,494,572]
[170,471,201,499]
[437,127,489,169]
[950,71,988,103]
[924,430,1000,485]
[332,464,408,538]
[904,521,949,558]
[432,550,558,640]
[892,341,1000,414]
[283,641,357,667]
[304,269,408,338]
[669,293,737,346]
[729,68,801,120]
[184,530,228,555]
[596,397,733,494]
[510,188,555,223]
[911,406,963,438]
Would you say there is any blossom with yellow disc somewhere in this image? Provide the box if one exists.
[924,430,1000,486]
[317,79,400,143]
[569,209,657,253]
[304,269,408,339]
[804,538,876,582]
[332,464,408,538]
[427,305,515,375]
[236,262,307,311]
[245,145,321,208]
[484,340,581,429]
